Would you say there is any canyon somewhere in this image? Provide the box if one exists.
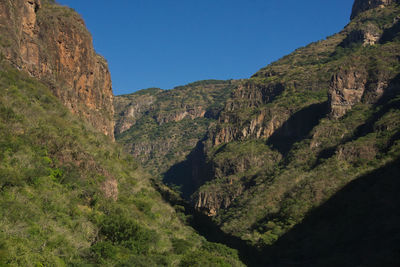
[116,1,400,265]
[0,0,399,266]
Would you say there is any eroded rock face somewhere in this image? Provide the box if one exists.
[329,69,368,118]
[212,81,286,145]
[340,23,382,47]
[0,0,114,138]
[114,92,159,135]
[193,186,244,217]
[213,110,283,146]
[351,0,396,19]
[328,65,390,118]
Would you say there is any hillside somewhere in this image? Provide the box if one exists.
[1,0,400,266]
[0,1,244,266]
[114,80,237,175]
[118,1,400,265]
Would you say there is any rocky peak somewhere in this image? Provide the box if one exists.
[351,0,397,20]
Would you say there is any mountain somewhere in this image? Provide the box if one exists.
[117,1,400,265]
[1,0,400,266]
[114,80,237,175]
[0,1,245,266]
[351,0,399,19]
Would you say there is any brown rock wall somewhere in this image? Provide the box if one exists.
[0,0,114,138]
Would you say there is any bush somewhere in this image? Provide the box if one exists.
[90,241,117,262]
[171,238,191,254]
[98,213,159,254]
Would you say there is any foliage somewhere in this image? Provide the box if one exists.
[159,4,400,266]
[0,62,244,266]
[115,80,236,175]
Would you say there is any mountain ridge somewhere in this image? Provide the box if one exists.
[0,0,399,265]
[115,2,400,265]
[0,1,245,265]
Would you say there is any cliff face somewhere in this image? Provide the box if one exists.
[208,0,400,147]
[0,61,245,267]
[115,80,236,175]
[160,1,400,256]
[0,0,114,138]
[114,88,162,135]
[212,81,286,145]
[328,64,391,118]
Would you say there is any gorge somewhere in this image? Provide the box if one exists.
[0,0,399,266]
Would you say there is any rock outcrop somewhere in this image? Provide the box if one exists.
[0,0,115,138]
[193,186,244,216]
[351,0,397,19]
[115,81,235,174]
[211,81,286,145]
[340,23,382,47]
[114,89,162,135]
[328,55,396,118]
[182,0,400,224]
[328,68,369,118]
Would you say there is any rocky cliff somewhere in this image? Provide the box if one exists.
[208,0,400,146]
[351,0,399,19]
[0,56,244,267]
[115,80,236,174]
[159,2,400,260]
[0,2,246,266]
[0,0,114,138]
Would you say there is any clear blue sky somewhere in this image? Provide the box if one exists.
[56,0,354,95]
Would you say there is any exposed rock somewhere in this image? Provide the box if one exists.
[114,90,160,135]
[340,23,382,47]
[101,178,119,201]
[212,81,285,145]
[154,105,207,125]
[328,61,393,118]
[329,68,368,118]
[351,0,397,20]
[212,110,283,146]
[224,81,284,111]
[115,81,235,175]
[193,186,244,217]
[0,0,115,138]
[337,143,378,162]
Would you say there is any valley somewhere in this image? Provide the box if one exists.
[0,0,399,266]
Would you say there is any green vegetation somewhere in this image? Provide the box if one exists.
[160,3,400,265]
[115,80,236,175]
[0,62,244,266]
[2,0,400,265]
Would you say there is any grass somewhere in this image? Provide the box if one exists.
[115,80,236,176]
[166,4,400,259]
[0,61,244,266]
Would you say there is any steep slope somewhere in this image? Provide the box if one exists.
[0,1,245,266]
[265,158,400,266]
[0,62,244,266]
[162,0,400,263]
[351,0,399,19]
[115,80,236,175]
[0,0,114,138]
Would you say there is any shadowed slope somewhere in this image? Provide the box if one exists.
[265,157,400,266]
